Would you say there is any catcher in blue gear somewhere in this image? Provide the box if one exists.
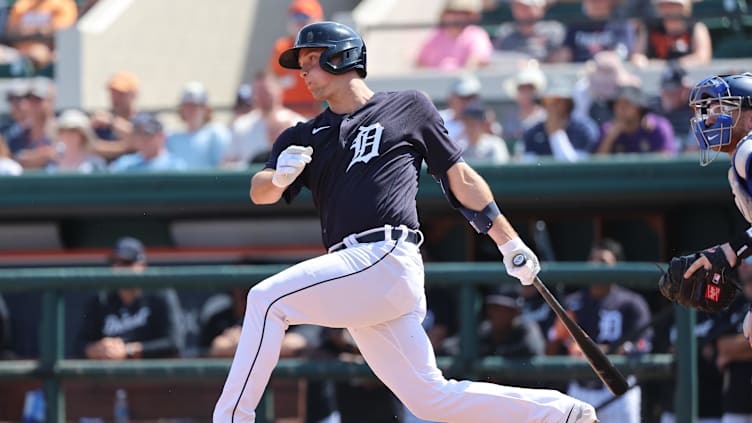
[659,73,752,343]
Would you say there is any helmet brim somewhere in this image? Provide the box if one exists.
[279,43,333,70]
[279,48,302,70]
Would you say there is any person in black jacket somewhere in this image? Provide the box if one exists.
[77,237,184,359]
[0,294,12,359]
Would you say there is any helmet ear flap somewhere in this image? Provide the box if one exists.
[319,45,367,77]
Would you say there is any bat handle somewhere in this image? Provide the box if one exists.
[512,253,527,267]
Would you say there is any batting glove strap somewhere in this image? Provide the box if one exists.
[701,245,732,269]
[729,227,752,261]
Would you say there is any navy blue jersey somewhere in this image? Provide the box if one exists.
[565,286,652,350]
[655,311,725,417]
[523,114,599,156]
[716,296,752,414]
[266,90,463,248]
[76,290,185,358]
[562,20,635,63]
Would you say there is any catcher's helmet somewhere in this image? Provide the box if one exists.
[689,73,752,165]
[278,21,367,78]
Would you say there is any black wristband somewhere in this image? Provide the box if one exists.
[729,227,752,261]
[465,201,501,234]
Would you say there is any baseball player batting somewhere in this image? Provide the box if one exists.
[659,73,752,347]
[213,21,598,422]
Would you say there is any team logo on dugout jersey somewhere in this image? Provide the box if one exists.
[347,122,384,172]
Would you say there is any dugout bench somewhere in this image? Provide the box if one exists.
[0,263,689,422]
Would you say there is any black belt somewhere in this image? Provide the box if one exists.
[329,228,421,253]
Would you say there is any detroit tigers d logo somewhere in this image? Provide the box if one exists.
[347,122,383,172]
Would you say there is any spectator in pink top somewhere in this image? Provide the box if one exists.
[416,0,493,70]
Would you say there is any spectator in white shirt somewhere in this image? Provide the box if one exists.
[222,72,304,168]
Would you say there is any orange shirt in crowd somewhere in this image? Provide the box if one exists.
[269,36,321,118]
[6,0,78,52]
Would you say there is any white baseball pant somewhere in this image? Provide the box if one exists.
[214,225,587,422]
[567,377,640,423]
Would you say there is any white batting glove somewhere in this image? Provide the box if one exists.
[499,237,540,286]
[272,145,313,188]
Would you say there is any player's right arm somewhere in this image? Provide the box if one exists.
[250,145,313,204]
[250,169,286,204]
[250,122,313,204]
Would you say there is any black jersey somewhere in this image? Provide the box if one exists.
[0,294,11,358]
[717,297,752,414]
[565,286,652,350]
[266,90,462,248]
[76,290,185,358]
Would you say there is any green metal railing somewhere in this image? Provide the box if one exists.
[0,156,733,217]
[0,262,692,422]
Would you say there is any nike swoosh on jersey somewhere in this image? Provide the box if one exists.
[312,126,331,134]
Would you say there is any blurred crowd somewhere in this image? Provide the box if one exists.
[0,55,706,175]
[417,0,716,70]
[0,0,746,175]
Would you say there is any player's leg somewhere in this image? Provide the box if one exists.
[213,237,424,422]
[349,311,595,423]
[568,380,639,423]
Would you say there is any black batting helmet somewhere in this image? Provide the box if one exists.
[278,21,367,78]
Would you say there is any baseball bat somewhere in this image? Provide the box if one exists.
[513,254,630,396]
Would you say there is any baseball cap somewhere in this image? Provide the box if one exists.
[444,0,483,13]
[585,51,641,99]
[234,83,253,110]
[6,78,29,100]
[289,0,323,20]
[485,287,523,310]
[111,237,146,263]
[610,85,650,110]
[108,71,139,93]
[503,63,547,98]
[180,81,208,105]
[461,100,487,121]
[27,77,52,99]
[540,79,574,100]
[131,112,163,135]
[451,74,481,97]
[661,61,688,90]
[512,0,547,7]
[57,109,96,148]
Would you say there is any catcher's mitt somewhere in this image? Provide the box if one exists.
[658,252,740,313]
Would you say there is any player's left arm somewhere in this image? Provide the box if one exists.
[444,161,540,285]
[683,136,752,278]
[662,140,752,313]
[445,162,517,244]
[716,331,752,368]
[412,86,539,285]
